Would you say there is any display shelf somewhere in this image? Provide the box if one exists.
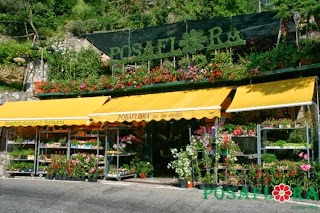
[257,124,311,165]
[232,135,257,138]
[5,127,38,177]
[6,171,35,174]
[105,127,138,180]
[234,151,258,158]
[71,134,105,138]
[106,152,137,157]
[71,147,104,150]
[9,159,35,161]
[39,146,68,149]
[262,146,307,150]
[7,141,36,145]
[41,130,70,134]
[260,126,305,130]
[37,129,70,175]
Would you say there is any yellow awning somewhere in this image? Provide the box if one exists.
[0,96,109,127]
[90,87,232,123]
[226,76,316,113]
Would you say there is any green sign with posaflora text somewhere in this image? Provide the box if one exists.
[107,26,245,62]
[203,184,319,202]
[87,12,294,64]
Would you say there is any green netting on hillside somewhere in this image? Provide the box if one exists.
[86,12,295,61]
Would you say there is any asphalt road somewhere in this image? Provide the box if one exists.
[0,178,319,213]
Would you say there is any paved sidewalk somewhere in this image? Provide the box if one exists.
[123,177,178,185]
[0,174,179,186]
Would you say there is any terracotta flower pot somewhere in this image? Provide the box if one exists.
[187,180,194,188]
[139,172,147,179]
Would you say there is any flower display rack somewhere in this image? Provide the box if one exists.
[105,126,141,181]
[4,127,38,177]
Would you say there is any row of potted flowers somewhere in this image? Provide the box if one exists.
[6,162,34,172]
[45,154,104,182]
[34,62,245,94]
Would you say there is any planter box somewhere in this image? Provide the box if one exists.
[53,142,61,148]
[78,144,85,148]
[45,156,52,163]
[27,155,35,160]
[84,144,92,149]
[46,144,54,148]
[71,144,78,148]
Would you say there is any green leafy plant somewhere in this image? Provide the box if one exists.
[261,153,277,164]
[274,140,287,148]
[137,161,154,175]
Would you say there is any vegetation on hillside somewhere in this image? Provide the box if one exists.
[0,0,272,37]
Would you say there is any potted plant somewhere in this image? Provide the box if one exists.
[46,139,55,148]
[84,141,92,149]
[58,137,67,147]
[71,140,78,148]
[9,149,22,159]
[277,118,294,128]
[137,161,154,179]
[167,147,194,188]
[15,136,25,144]
[200,172,217,190]
[261,118,277,128]
[25,149,35,160]
[38,165,46,173]
[262,153,277,168]
[88,166,98,182]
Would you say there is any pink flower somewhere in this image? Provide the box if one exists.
[298,152,304,158]
[303,154,308,160]
[89,167,95,173]
[80,82,86,89]
[300,164,311,171]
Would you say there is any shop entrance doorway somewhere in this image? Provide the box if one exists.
[152,119,201,177]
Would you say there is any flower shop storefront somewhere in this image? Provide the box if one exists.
[0,96,109,181]
[89,87,233,177]
[0,75,319,193]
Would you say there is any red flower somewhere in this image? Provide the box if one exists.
[256,169,262,178]
[289,169,296,177]
[272,183,292,203]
